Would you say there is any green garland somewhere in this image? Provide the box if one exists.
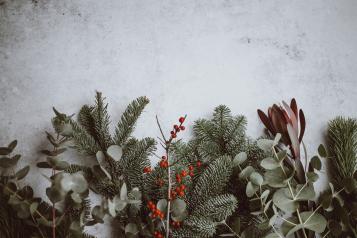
[0,93,356,238]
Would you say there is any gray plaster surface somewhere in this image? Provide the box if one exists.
[1,0,357,236]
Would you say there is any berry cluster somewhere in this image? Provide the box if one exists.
[171,220,181,229]
[143,166,152,173]
[147,201,164,219]
[159,156,169,168]
[153,231,164,238]
[170,116,186,139]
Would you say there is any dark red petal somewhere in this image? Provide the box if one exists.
[271,105,291,146]
[257,109,275,135]
[298,109,306,142]
[290,98,298,119]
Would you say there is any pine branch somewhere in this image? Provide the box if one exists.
[114,96,150,146]
[70,120,100,155]
[328,116,357,183]
[189,155,232,208]
[92,91,113,150]
[192,194,237,222]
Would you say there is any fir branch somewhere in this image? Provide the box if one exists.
[114,96,150,146]
[189,155,232,208]
[192,194,237,221]
[92,92,113,150]
[70,120,100,155]
[328,116,357,183]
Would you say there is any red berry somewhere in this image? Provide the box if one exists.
[170,130,175,135]
[180,184,186,190]
[178,190,185,197]
[180,125,185,130]
[176,177,181,183]
[162,156,166,160]
[196,161,202,167]
[179,117,185,123]
[189,171,194,177]
[143,166,152,173]
[181,170,187,177]
[188,165,194,171]
[174,125,179,130]
[171,134,177,138]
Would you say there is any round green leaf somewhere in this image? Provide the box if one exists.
[272,188,298,213]
[261,157,279,170]
[233,152,247,166]
[239,166,255,179]
[15,166,30,180]
[107,145,123,161]
[250,172,264,186]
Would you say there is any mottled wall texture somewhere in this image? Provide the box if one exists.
[1,0,357,236]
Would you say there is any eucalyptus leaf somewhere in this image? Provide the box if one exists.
[239,166,255,179]
[157,199,168,213]
[272,188,298,213]
[264,168,288,188]
[246,181,257,198]
[233,152,247,166]
[172,198,186,216]
[310,156,322,170]
[125,223,138,234]
[250,172,263,186]
[0,155,21,168]
[261,157,279,170]
[257,139,274,152]
[318,144,327,158]
[15,165,30,180]
[107,145,123,161]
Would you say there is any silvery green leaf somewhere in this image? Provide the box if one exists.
[0,155,20,168]
[125,223,138,234]
[120,183,128,200]
[310,156,322,170]
[239,166,255,179]
[60,172,88,193]
[113,195,127,212]
[261,157,279,170]
[264,168,287,188]
[273,188,298,213]
[286,212,327,236]
[273,133,282,145]
[30,202,38,215]
[264,232,281,238]
[276,150,287,162]
[306,172,319,182]
[295,184,315,201]
[172,198,186,216]
[15,166,30,180]
[261,189,270,203]
[108,198,116,217]
[233,152,247,166]
[71,192,82,203]
[92,205,105,223]
[318,144,327,158]
[246,181,257,198]
[46,187,64,204]
[257,139,274,152]
[269,214,278,226]
[250,172,263,186]
[157,199,168,213]
[107,145,123,161]
[264,200,272,213]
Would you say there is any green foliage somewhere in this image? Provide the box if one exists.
[321,117,357,237]
[327,116,357,183]
[0,138,96,238]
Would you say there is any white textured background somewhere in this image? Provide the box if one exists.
[1,0,357,237]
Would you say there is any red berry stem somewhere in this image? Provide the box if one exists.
[155,115,187,238]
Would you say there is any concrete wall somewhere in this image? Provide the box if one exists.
[1,0,357,236]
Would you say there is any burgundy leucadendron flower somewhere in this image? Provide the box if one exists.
[257,98,306,159]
